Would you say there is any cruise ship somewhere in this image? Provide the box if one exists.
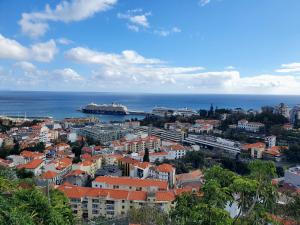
[80,103,128,115]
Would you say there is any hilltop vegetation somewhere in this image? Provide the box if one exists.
[0,166,74,225]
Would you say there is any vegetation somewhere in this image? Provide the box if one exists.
[170,161,279,225]
[143,148,150,162]
[128,205,169,225]
[0,166,74,225]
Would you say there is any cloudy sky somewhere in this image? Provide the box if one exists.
[1,0,300,94]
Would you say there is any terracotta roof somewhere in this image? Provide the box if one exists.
[119,157,139,165]
[265,146,288,156]
[155,164,175,173]
[66,169,86,177]
[81,153,92,160]
[17,159,43,169]
[80,160,94,167]
[94,176,168,190]
[57,184,149,201]
[40,171,58,179]
[176,170,203,181]
[55,157,72,170]
[134,162,152,169]
[149,151,168,156]
[243,142,265,149]
[155,191,175,201]
[20,150,44,159]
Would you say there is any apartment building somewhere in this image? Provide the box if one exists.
[57,183,179,220]
[238,120,264,132]
[92,176,168,192]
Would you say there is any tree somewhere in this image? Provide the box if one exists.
[143,148,150,162]
[0,168,74,225]
[171,161,278,225]
[284,144,300,163]
[16,168,34,179]
[128,205,169,225]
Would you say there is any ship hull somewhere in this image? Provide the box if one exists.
[81,109,127,115]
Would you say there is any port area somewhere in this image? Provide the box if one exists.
[127,110,150,116]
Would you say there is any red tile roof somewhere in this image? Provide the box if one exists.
[243,142,265,150]
[40,171,58,179]
[94,176,168,190]
[18,159,43,170]
[155,191,175,201]
[155,164,175,173]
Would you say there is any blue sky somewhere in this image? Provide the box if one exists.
[0,0,300,94]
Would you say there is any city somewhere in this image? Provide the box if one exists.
[1,0,300,225]
[0,102,300,224]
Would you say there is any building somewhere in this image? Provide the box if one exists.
[64,170,89,186]
[162,144,188,159]
[274,103,290,119]
[78,124,133,144]
[290,105,300,125]
[149,164,176,187]
[17,158,45,176]
[92,176,168,192]
[237,120,264,132]
[176,170,203,190]
[123,136,161,153]
[265,135,276,148]
[129,162,152,179]
[243,142,266,159]
[57,183,183,220]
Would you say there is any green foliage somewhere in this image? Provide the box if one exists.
[143,148,150,162]
[171,161,279,225]
[27,142,46,153]
[128,205,169,225]
[16,168,34,179]
[284,144,300,163]
[0,167,74,225]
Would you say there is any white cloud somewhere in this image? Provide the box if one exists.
[225,66,235,70]
[0,34,57,62]
[118,9,151,31]
[64,46,300,94]
[14,61,37,73]
[65,47,164,66]
[57,38,73,45]
[0,34,28,60]
[19,0,117,38]
[199,0,211,7]
[31,40,58,62]
[275,62,300,73]
[154,27,182,37]
[53,68,83,81]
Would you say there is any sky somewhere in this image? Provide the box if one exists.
[0,0,300,94]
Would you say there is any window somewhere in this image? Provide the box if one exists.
[92,210,99,214]
[92,204,99,209]
[92,199,99,203]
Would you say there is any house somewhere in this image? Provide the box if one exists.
[238,120,264,132]
[130,162,152,179]
[64,170,89,186]
[176,170,203,190]
[243,142,266,159]
[17,159,45,176]
[149,164,176,187]
[37,171,59,186]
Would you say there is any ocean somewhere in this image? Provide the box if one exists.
[0,91,299,122]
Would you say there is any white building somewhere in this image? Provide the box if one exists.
[265,135,276,148]
[238,120,264,132]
